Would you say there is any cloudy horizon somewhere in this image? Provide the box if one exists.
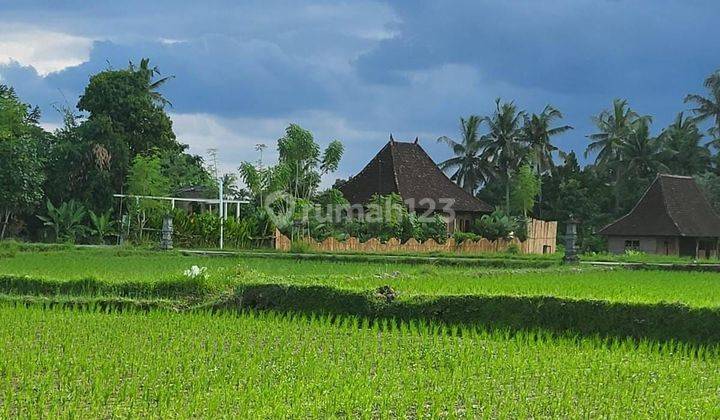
[1,0,719,184]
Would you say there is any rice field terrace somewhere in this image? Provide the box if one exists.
[2,247,720,307]
[2,245,720,416]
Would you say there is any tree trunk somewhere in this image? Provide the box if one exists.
[614,167,622,213]
[536,162,543,219]
[0,211,10,240]
[537,187,543,219]
[505,168,511,213]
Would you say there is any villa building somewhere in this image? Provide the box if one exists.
[600,174,720,258]
[338,136,493,232]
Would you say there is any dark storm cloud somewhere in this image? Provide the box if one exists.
[1,0,719,174]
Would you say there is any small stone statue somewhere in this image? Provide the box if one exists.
[563,218,579,264]
[160,215,173,250]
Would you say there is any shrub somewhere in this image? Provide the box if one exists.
[472,210,516,241]
[37,200,89,243]
[580,234,607,254]
[453,231,480,244]
[624,249,645,257]
[225,217,257,249]
[88,210,116,244]
[290,239,311,253]
[514,216,528,242]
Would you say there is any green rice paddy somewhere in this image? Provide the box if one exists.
[2,249,720,307]
[2,246,720,416]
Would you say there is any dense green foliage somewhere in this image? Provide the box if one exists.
[0,60,219,243]
[438,69,720,251]
[77,58,180,158]
[0,86,46,239]
[4,63,720,254]
[471,209,517,241]
[510,164,541,216]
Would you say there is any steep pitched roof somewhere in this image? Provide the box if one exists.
[600,174,720,237]
[339,139,493,213]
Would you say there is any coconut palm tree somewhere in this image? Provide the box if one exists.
[480,99,527,211]
[659,112,710,176]
[620,118,666,179]
[586,99,642,211]
[521,105,573,218]
[586,99,639,167]
[129,58,175,108]
[436,115,493,193]
[685,69,720,143]
[523,105,573,176]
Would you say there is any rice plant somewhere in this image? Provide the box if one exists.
[1,304,719,417]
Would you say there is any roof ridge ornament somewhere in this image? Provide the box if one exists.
[414,136,419,144]
[389,133,395,143]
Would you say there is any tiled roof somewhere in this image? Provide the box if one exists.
[599,174,720,237]
[339,139,493,213]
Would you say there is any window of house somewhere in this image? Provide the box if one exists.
[624,240,640,251]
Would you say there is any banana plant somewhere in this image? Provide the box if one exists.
[88,210,116,243]
[37,200,88,243]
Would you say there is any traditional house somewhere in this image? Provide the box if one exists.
[338,137,493,231]
[599,174,720,258]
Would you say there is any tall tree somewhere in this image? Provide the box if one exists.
[77,59,181,159]
[125,153,170,235]
[436,115,492,193]
[276,124,344,200]
[523,105,573,175]
[510,164,541,217]
[685,69,720,143]
[158,150,216,196]
[45,110,129,212]
[586,99,643,212]
[586,99,639,167]
[620,118,666,179]
[659,112,709,176]
[480,99,527,211]
[522,105,572,218]
[0,85,46,239]
[129,58,175,108]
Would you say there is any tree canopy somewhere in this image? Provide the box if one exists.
[0,85,46,239]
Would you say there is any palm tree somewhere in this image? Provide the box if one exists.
[480,99,527,211]
[586,99,642,211]
[659,112,710,176]
[523,105,573,176]
[436,115,492,193]
[129,58,175,108]
[685,69,720,143]
[620,118,667,179]
[522,105,573,218]
[586,99,639,166]
[276,124,343,200]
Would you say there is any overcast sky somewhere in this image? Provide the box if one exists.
[1,0,719,184]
